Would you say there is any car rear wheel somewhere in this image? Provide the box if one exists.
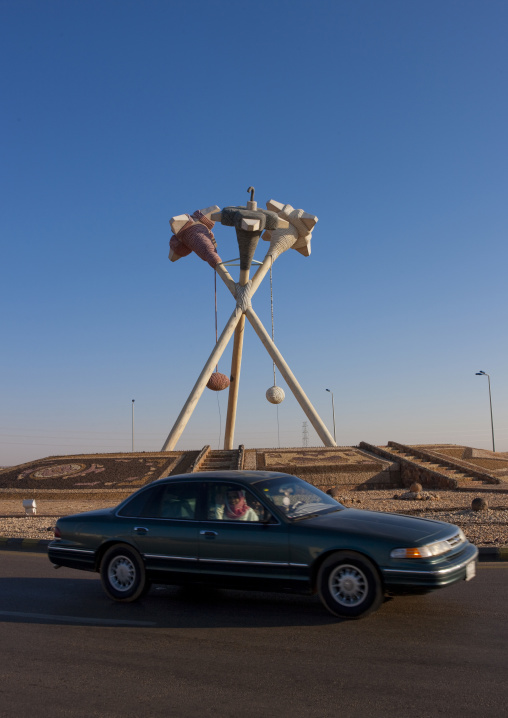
[317,551,383,619]
[100,545,147,602]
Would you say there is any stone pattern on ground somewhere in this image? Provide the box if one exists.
[245,447,398,490]
[2,445,508,547]
[0,453,185,491]
[2,445,506,496]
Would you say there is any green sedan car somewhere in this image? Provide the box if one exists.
[48,471,478,619]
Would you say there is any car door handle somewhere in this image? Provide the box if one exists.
[134,527,149,535]
[200,530,218,538]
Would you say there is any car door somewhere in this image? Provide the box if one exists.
[115,481,202,581]
[198,481,290,588]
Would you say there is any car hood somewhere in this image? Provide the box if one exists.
[300,508,457,544]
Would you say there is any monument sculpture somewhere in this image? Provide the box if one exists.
[162,188,337,451]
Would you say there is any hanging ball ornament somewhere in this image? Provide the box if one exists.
[207,372,230,391]
[266,386,285,404]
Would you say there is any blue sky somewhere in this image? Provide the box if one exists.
[1,0,507,465]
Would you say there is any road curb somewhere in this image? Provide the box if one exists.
[0,537,507,560]
[477,546,508,562]
[0,537,51,553]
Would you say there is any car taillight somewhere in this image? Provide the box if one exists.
[54,526,61,538]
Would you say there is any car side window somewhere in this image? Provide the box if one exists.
[207,483,266,522]
[117,485,163,518]
[156,483,199,520]
[117,482,199,519]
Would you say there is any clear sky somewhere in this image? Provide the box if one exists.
[1,0,507,465]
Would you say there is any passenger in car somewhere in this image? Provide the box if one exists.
[216,489,259,521]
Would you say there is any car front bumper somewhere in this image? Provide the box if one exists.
[381,542,479,590]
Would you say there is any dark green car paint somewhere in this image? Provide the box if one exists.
[48,471,478,597]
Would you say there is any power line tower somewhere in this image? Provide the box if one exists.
[302,421,309,447]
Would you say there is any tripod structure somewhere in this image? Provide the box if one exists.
[162,189,337,451]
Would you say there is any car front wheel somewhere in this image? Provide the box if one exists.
[317,551,383,619]
[100,544,147,602]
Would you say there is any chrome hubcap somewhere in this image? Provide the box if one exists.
[108,556,136,591]
[329,563,368,607]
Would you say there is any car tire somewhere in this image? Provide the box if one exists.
[100,544,147,602]
[317,551,383,619]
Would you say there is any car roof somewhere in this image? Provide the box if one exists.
[157,470,295,485]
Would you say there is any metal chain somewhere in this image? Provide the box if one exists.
[214,272,218,372]
[270,260,277,386]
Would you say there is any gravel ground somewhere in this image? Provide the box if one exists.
[2,490,508,546]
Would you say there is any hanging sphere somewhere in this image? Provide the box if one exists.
[266,386,285,404]
[207,372,230,391]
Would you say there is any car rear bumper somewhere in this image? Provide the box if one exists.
[48,541,96,571]
[381,542,478,590]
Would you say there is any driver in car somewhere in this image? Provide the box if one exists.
[216,489,259,522]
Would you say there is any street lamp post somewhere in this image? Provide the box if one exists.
[325,389,336,443]
[132,399,135,452]
[475,371,495,452]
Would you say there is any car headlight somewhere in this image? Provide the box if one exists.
[391,540,453,559]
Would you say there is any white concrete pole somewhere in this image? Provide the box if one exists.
[245,307,337,447]
[214,262,236,294]
[223,266,249,449]
[214,256,336,447]
[249,255,273,296]
[161,306,243,451]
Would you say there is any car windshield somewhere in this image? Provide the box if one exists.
[253,475,344,519]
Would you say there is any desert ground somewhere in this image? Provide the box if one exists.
[2,489,507,547]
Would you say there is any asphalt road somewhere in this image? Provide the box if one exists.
[0,552,507,718]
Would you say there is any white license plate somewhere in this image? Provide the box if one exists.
[465,561,476,581]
